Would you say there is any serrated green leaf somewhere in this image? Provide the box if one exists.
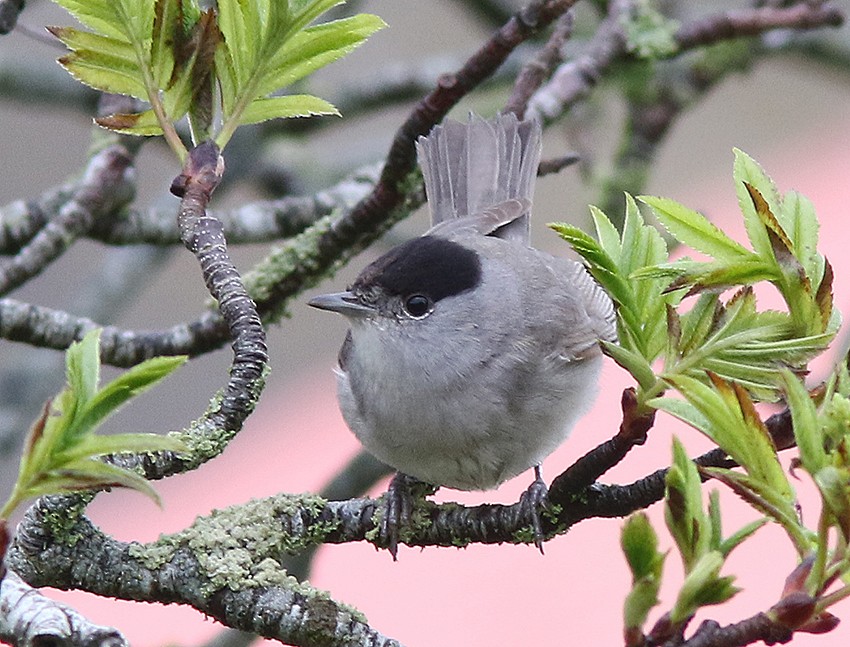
[96,109,164,136]
[655,373,793,500]
[59,50,149,99]
[718,518,768,557]
[814,466,850,540]
[550,223,635,311]
[50,458,162,506]
[288,0,345,35]
[47,26,135,61]
[239,94,340,126]
[51,0,130,40]
[702,467,810,556]
[635,258,775,295]
[781,190,823,286]
[781,369,826,475]
[257,14,387,98]
[590,204,622,261]
[639,195,753,262]
[734,149,780,260]
[216,0,253,84]
[150,0,180,87]
[679,294,721,356]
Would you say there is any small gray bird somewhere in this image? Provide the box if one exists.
[309,113,616,555]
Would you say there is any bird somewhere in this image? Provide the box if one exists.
[309,112,616,557]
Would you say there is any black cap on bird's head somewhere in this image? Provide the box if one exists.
[308,236,482,320]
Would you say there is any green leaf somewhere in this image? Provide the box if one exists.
[51,0,132,40]
[50,459,163,506]
[781,190,823,287]
[634,258,775,294]
[601,341,658,393]
[653,373,793,500]
[75,354,187,435]
[590,203,622,261]
[671,551,739,623]
[639,195,753,262]
[257,14,387,98]
[288,0,346,35]
[665,437,709,569]
[239,94,340,126]
[781,370,826,475]
[215,4,385,147]
[150,0,179,87]
[703,467,811,556]
[813,466,850,541]
[678,293,720,356]
[56,432,186,463]
[734,148,780,259]
[1,328,185,519]
[65,330,101,426]
[47,26,136,62]
[717,517,768,557]
[550,222,634,311]
[621,513,665,632]
[58,49,149,100]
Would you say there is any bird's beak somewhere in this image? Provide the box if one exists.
[308,291,376,317]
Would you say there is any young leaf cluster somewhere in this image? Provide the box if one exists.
[623,364,850,642]
[0,330,186,520]
[552,150,838,408]
[621,437,766,644]
[48,0,386,159]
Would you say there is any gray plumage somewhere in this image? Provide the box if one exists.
[310,113,616,492]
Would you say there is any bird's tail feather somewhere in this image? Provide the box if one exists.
[416,113,542,243]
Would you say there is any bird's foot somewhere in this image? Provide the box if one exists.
[518,465,550,554]
[380,472,435,560]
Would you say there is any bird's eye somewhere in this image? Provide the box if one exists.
[404,294,432,318]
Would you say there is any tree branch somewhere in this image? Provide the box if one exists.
[0,570,126,647]
[0,144,136,297]
[10,496,403,647]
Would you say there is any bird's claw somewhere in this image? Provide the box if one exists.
[518,466,550,554]
[380,472,426,560]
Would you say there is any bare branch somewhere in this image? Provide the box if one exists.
[0,145,136,297]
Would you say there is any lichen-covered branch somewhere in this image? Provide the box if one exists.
[119,141,270,479]
[0,570,126,647]
[10,497,401,647]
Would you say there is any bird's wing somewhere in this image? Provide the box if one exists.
[424,199,530,239]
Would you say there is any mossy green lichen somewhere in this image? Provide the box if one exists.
[129,492,340,596]
[619,0,679,59]
[40,494,94,547]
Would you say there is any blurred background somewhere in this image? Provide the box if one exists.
[1,0,849,645]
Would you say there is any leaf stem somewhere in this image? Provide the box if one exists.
[807,504,832,594]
